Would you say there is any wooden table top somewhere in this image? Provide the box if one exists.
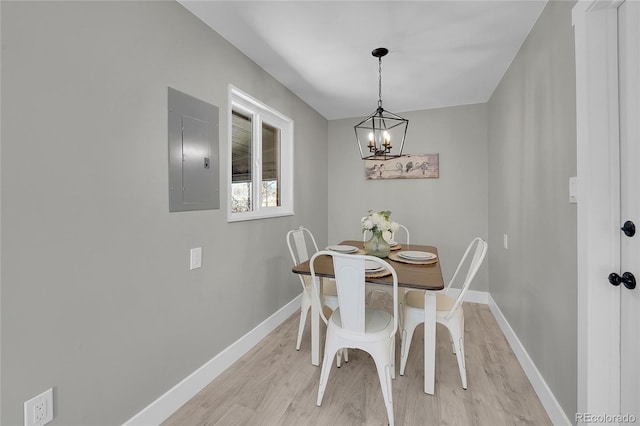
[291,240,444,291]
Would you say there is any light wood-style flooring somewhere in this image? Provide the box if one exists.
[163,300,551,425]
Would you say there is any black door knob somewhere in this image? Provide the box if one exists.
[621,220,636,237]
[608,272,636,290]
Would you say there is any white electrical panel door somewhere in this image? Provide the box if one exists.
[168,87,220,212]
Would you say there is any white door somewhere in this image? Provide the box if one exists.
[618,0,640,418]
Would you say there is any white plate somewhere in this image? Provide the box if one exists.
[365,260,383,271]
[398,251,436,261]
[388,241,398,247]
[326,245,358,253]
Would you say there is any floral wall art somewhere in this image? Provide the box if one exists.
[364,153,439,180]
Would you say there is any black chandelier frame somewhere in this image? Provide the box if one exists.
[354,47,409,160]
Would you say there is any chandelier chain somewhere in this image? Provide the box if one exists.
[378,56,383,109]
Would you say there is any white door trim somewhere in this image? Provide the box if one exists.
[573,0,623,416]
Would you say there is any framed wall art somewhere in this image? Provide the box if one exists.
[364,154,439,180]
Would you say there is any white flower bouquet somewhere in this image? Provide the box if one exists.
[362,210,399,257]
[361,210,399,235]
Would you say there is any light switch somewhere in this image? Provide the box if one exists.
[503,234,509,250]
[190,247,202,270]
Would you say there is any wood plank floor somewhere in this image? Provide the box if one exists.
[163,300,551,426]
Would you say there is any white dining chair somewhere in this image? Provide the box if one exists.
[399,237,487,389]
[394,224,410,245]
[286,227,339,351]
[310,250,399,426]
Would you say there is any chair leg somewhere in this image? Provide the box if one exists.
[296,292,311,351]
[336,348,349,367]
[399,310,420,376]
[317,344,339,406]
[391,338,396,380]
[373,354,395,426]
[448,317,467,389]
[454,335,467,389]
[460,316,467,388]
[398,290,408,329]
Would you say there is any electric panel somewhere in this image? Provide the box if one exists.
[168,87,219,212]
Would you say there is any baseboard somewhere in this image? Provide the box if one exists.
[446,288,489,304]
[122,294,302,426]
[488,294,571,426]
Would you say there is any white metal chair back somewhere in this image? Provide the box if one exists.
[287,226,318,266]
[395,224,410,245]
[443,237,487,319]
[310,251,398,337]
[332,254,368,332]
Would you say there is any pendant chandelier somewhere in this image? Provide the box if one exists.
[354,47,408,160]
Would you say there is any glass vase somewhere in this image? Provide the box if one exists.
[365,230,390,258]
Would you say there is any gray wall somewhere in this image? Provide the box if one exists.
[0,1,328,425]
[328,104,489,291]
[0,0,579,424]
[488,0,577,418]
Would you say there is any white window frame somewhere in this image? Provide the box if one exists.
[228,85,294,222]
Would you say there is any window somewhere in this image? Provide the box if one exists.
[228,86,293,221]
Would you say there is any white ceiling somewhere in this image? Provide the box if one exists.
[179,1,547,120]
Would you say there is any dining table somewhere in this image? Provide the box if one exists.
[291,240,444,395]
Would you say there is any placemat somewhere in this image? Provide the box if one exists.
[341,250,393,277]
[365,268,392,278]
[388,252,438,265]
[390,244,402,251]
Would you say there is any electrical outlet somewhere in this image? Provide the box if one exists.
[24,388,53,426]
[569,176,577,203]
